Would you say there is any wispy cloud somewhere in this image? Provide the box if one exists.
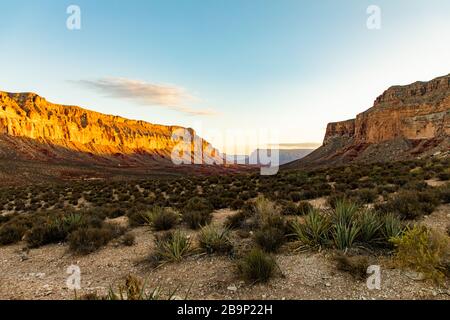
[75,77,217,116]
[267,142,321,149]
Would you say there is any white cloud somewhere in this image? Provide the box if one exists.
[76,77,217,116]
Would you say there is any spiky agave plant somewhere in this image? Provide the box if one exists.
[333,222,360,250]
[290,208,330,249]
[198,224,233,254]
[154,230,192,264]
[357,210,383,244]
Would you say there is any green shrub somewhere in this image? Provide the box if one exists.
[198,224,233,254]
[0,216,33,245]
[333,222,360,250]
[224,210,249,229]
[391,225,449,283]
[237,249,277,283]
[142,207,179,231]
[357,210,382,244]
[182,197,213,229]
[291,209,330,249]
[68,224,124,254]
[152,230,192,264]
[281,201,299,215]
[254,226,285,253]
[289,192,302,202]
[352,188,378,204]
[380,213,405,244]
[377,191,439,220]
[329,200,361,250]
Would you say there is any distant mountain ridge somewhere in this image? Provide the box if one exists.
[284,74,450,169]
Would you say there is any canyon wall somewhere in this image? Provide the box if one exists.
[0,91,218,164]
[323,74,450,145]
[287,73,450,168]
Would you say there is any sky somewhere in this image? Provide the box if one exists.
[0,0,449,154]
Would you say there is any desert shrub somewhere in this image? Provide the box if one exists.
[391,225,449,283]
[289,192,302,202]
[224,210,249,229]
[198,224,233,255]
[152,230,192,265]
[142,207,179,231]
[291,209,330,249]
[122,233,136,246]
[254,226,285,253]
[182,197,213,229]
[254,196,285,230]
[280,201,298,215]
[352,188,378,204]
[0,223,27,245]
[68,224,125,254]
[127,210,148,227]
[183,210,212,230]
[334,253,370,280]
[377,191,439,220]
[237,249,277,284]
[0,216,33,245]
[27,213,87,249]
[436,184,450,204]
[297,201,313,215]
[230,199,245,210]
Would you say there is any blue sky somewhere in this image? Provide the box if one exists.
[1,0,449,154]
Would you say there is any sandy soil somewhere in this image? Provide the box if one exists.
[0,207,449,300]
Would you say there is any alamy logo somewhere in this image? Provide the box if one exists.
[66,265,81,290]
[366,5,381,30]
[366,265,381,290]
[66,5,81,30]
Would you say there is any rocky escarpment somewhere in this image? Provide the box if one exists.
[286,74,450,168]
[0,91,220,167]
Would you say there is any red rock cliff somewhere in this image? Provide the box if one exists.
[324,74,450,145]
[0,91,219,164]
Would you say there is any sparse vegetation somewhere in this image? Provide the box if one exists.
[198,224,233,254]
[391,225,449,283]
[142,206,179,231]
[237,249,277,283]
[151,230,192,265]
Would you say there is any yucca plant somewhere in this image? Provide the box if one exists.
[333,222,360,250]
[357,210,382,244]
[331,199,359,226]
[153,230,192,264]
[381,213,405,242]
[198,224,233,254]
[81,274,187,300]
[290,209,330,249]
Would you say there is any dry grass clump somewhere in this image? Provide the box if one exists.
[334,253,370,280]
